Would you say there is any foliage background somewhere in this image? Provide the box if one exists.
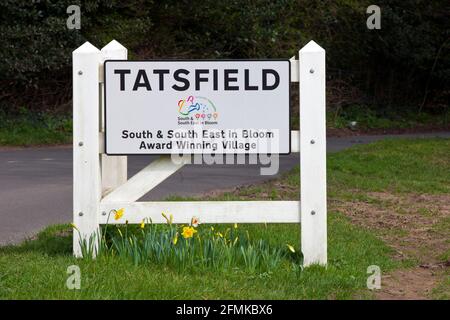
[0,0,448,118]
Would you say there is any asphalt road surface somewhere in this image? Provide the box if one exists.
[1,132,448,245]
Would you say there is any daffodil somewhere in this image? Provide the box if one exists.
[286,244,296,253]
[162,212,170,224]
[234,223,238,229]
[191,216,200,227]
[173,232,179,245]
[140,219,145,229]
[70,223,79,231]
[169,214,173,225]
[181,226,197,239]
[114,208,124,220]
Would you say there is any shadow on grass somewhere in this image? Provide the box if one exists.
[0,224,72,256]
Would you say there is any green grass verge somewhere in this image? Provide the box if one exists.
[0,138,448,299]
[0,110,72,146]
[0,215,398,299]
[328,138,450,194]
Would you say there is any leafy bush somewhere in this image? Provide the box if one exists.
[0,0,152,111]
[0,0,152,83]
[0,0,448,114]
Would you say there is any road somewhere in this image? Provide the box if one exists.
[0,132,448,245]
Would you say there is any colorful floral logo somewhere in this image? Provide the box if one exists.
[178,96,219,120]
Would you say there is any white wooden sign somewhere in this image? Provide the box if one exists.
[72,39,327,267]
[104,60,290,154]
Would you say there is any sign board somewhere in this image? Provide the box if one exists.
[104,60,290,154]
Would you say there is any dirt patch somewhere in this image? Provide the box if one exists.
[203,180,299,201]
[333,192,450,265]
[375,266,447,300]
[332,192,449,299]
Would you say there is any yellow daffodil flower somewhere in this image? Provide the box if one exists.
[114,208,124,220]
[286,244,296,253]
[70,223,79,231]
[140,220,145,229]
[234,223,238,229]
[181,226,197,239]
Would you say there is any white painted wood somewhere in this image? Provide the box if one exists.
[99,201,300,224]
[73,42,102,257]
[102,156,185,203]
[299,41,327,266]
[290,56,299,82]
[100,40,128,195]
[99,132,105,153]
[291,130,299,152]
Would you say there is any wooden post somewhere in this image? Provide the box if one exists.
[299,41,327,266]
[100,40,128,195]
[73,42,102,257]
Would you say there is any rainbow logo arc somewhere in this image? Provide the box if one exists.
[178,96,218,120]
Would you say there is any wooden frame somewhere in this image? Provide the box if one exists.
[73,40,327,266]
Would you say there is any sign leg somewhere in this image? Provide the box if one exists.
[299,41,327,267]
[73,42,101,257]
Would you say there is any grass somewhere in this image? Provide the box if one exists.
[0,215,398,299]
[0,138,448,299]
[328,138,450,194]
[432,275,450,300]
[0,109,72,146]
[327,104,449,130]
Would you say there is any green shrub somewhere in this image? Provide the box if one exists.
[1,0,448,114]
